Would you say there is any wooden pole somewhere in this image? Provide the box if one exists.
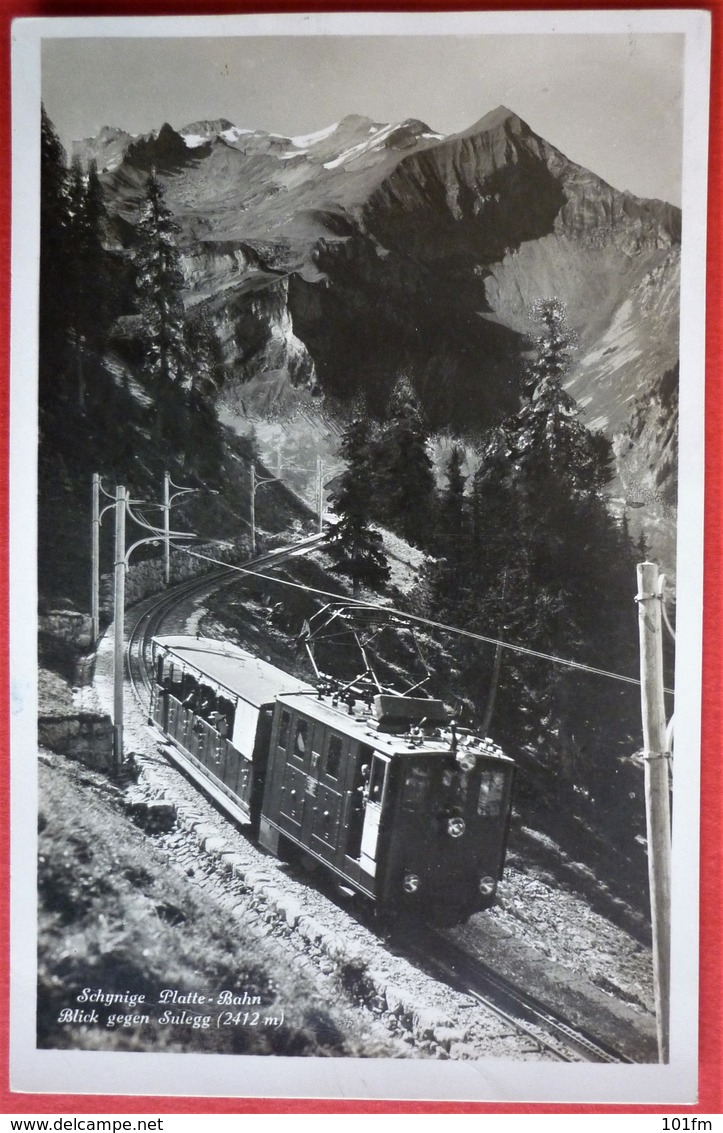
[317,455,324,534]
[481,570,508,736]
[91,473,100,645]
[250,463,256,557]
[636,561,672,1063]
[163,470,171,586]
[113,485,127,770]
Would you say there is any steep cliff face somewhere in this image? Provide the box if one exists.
[183,254,316,393]
[612,361,679,575]
[287,231,524,428]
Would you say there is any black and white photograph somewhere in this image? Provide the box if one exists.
[9,10,710,1103]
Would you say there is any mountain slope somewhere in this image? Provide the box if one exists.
[76,106,680,562]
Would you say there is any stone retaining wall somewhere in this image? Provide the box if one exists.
[39,712,114,772]
[100,537,250,611]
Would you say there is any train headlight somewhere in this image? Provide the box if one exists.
[403,872,421,894]
[478,876,496,897]
[456,750,477,772]
[447,816,466,838]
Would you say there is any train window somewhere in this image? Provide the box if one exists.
[197,684,216,721]
[181,674,199,710]
[367,757,387,804]
[402,765,431,810]
[477,770,506,817]
[168,665,183,697]
[326,735,343,780]
[232,698,261,759]
[293,719,309,761]
[219,696,235,734]
[278,710,291,750]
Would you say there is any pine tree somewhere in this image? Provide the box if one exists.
[430,299,640,809]
[40,105,71,408]
[134,171,188,434]
[67,157,113,411]
[325,418,391,595]
[374,376,435,547]
[443,444,467,531]
[182,306,227,477]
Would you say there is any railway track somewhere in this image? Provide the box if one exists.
[122,533,635,1066]
[395,923,633,1064]
[126,533,325,702]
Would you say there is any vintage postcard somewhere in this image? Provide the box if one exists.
[9,9,710,1104]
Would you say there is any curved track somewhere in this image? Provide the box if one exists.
[126,534,324,703]
[123,535,635,1065]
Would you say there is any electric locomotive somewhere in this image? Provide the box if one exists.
[150,635,515,925]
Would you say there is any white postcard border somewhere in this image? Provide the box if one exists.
[9,9,711,1103]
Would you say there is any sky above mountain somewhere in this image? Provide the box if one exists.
[42,30,684,206]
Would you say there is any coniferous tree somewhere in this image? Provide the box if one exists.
[374,376,435,546]
[326,418,390,595]
[40,105,71,409]
[425,444,472,619]
[182,306,227,477]
[134,171,188,435]
[428,299,640,811]
[67,157,113,411]
[443,445,467,532]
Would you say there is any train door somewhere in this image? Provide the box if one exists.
[275,711,313,836]
[305,730,346,864]
[359,752,390,878]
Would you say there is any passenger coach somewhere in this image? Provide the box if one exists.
[150,636,515,925]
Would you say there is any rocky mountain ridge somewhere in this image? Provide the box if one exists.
[75,105,680,566]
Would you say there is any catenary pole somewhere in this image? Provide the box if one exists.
[250,463,257,557]
[636,561,672,1063]
[91,473,100,645]
[112,485,127,769]
[249,462,278,556]
[317,455,324,534]
[163,470,171,586]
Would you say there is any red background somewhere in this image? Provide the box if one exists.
[0,0,720,1115]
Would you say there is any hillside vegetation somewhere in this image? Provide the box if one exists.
[37,753,396,1056]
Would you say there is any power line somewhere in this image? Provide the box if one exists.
[179,546,674,695]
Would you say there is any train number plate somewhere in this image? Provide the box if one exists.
[304,775,318,798]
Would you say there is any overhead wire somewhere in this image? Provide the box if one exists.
[178,545,675,695]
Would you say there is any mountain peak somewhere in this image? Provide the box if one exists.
[467,105,527,135]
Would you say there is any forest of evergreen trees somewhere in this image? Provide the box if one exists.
[326,301,647,840]
[39,107,230,603]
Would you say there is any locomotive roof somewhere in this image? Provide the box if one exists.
[277,691,514,764]
[153,636,313,707]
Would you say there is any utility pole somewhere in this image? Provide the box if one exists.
[91,475,123,648]
[101,480,205,769]
[636,561,672,1063]
[163,471,171,586]
[161,471,215,584]
[317,455,324,534]
[91,474,100,645]
[112,485,127,770]
[250,463,256,557]
[249,462,277,557]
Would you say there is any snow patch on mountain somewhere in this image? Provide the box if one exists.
[291,122,340,149]
[220,125,254,143]
[182,134,210,149]
[323,123,401,169]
